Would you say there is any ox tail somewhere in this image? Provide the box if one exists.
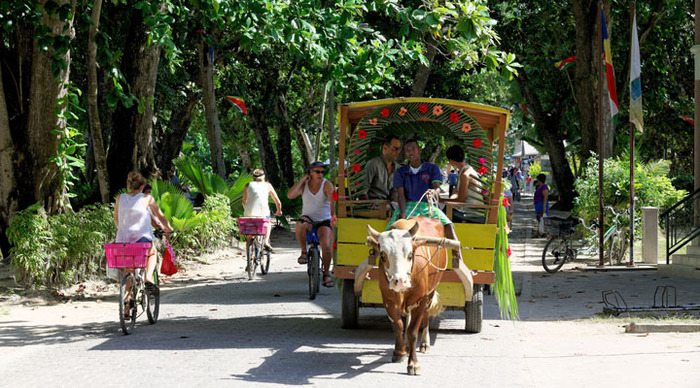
[428,291,444,317]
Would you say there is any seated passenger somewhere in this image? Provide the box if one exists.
[363,135,402,200]
[446,144,486,223]
[390,138,462,261]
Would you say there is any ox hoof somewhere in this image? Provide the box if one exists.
[392,353,406,363]
[407,364,421,375]
[419,344,429,353]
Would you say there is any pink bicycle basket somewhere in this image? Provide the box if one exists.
[104,242,152,268]
[238,217,270,236]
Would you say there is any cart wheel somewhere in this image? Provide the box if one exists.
[341,279,359,329]
[464,285,483,333]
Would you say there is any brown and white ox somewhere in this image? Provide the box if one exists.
[364,216,460,375]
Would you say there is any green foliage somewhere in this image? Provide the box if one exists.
[6,203,115,288]
[170,194,235,258]
[51,83,87,200]
[494,198,518,320]
[574,156,686,227]
[528,160,543,178]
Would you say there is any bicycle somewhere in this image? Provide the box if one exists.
[105,242,160,335]
[541,207,631,273]
[238,217,272,280]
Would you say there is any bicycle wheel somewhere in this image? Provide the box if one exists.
[542,235,569,273]
[260,242,271,275]
[119,272,137,335]
[609,230,628,265]
[246,239,257,280]
[307,246,320,300]
[146,271,160,324]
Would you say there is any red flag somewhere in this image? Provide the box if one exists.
[225,96,248,115]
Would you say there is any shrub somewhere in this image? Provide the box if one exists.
[7,203,115,287]
[574,156,686,230]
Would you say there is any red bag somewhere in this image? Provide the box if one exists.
[160,243,178,276]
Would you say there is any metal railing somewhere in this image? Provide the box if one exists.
[660,188,700,264]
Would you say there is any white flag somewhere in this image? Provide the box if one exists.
[630,13,643,132]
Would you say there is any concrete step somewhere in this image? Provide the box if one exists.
[670,254,700,267]
[686,245,700,256]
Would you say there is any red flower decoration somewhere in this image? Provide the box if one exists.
[477,165,488,175]
[380,108,390,118]
[503,197,510,207]
[398,107,408,117]
[432,105,444,116]
[462,123,472,133]
[353,149,362,155]
[333,241,337,250]
[472,138,482,148]
[449,112,460,123]
[478,157,486,165]
[357,129,367,139]
[352,163,361,173]
[355,182,361,186]
[507,245,512,257]
[418,104,429,114]
[369,118,378,125]
[332,190,339,202]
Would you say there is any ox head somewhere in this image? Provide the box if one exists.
[367,219,420,293]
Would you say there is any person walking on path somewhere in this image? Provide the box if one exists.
[533,174,549,237]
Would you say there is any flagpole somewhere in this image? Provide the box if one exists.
[598,2,605,267]
[628,1,636,267]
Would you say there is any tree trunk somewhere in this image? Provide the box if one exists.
[293,126,314,167]
[156,90,199,174]
[87,0,110,203]
[108,5,163,190]
[27,0,76,213]
[573,0,600,163]
[199,38,226,178]
[249,96,281,188]
[518,77,576,210]
[0,65,18,257]
[410,44,437,97]
[276,92,296,187]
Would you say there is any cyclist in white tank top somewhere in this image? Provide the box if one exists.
[287,161,336,288]
[242,169,283,250]
[114,171,173,287]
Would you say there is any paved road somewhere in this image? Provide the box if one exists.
[1,196,699,387]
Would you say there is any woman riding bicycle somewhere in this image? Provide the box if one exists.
[242,168,283,251]
[114,171,173,292]
[287,161,336,288]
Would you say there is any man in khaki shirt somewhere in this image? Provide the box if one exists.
[363,135,402,200]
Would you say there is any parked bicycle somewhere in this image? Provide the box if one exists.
[105,242,160,334]
[541,207,630,273]
[238,217,272,280]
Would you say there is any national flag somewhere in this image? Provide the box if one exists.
[555,55,576,71]
[225,96,248,115]
[629,13,643,132]
[601,10,619,121]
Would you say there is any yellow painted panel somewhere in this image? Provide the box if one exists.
[437,282,466,307]
[453,223,497,249]
[337,218,387,243]
[337,243,373,266]
[448,249,494,271]
[361,279,383,304]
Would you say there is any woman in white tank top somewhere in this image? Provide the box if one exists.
[242,169,283,250]
[286,161,336,288]
[114,171,173,288]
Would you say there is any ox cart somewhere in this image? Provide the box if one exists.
[333,98,510,333]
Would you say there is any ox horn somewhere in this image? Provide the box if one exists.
[413,235,462,250]
[367,225,380,245]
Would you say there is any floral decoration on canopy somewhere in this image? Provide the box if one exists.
[432,105,444,116]
[357,129,367,139]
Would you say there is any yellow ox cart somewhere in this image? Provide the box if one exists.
[333,98,509,333]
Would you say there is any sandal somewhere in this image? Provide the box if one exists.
[322,273,334,288]
[297,254,308,265]
[123,299,134,319]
